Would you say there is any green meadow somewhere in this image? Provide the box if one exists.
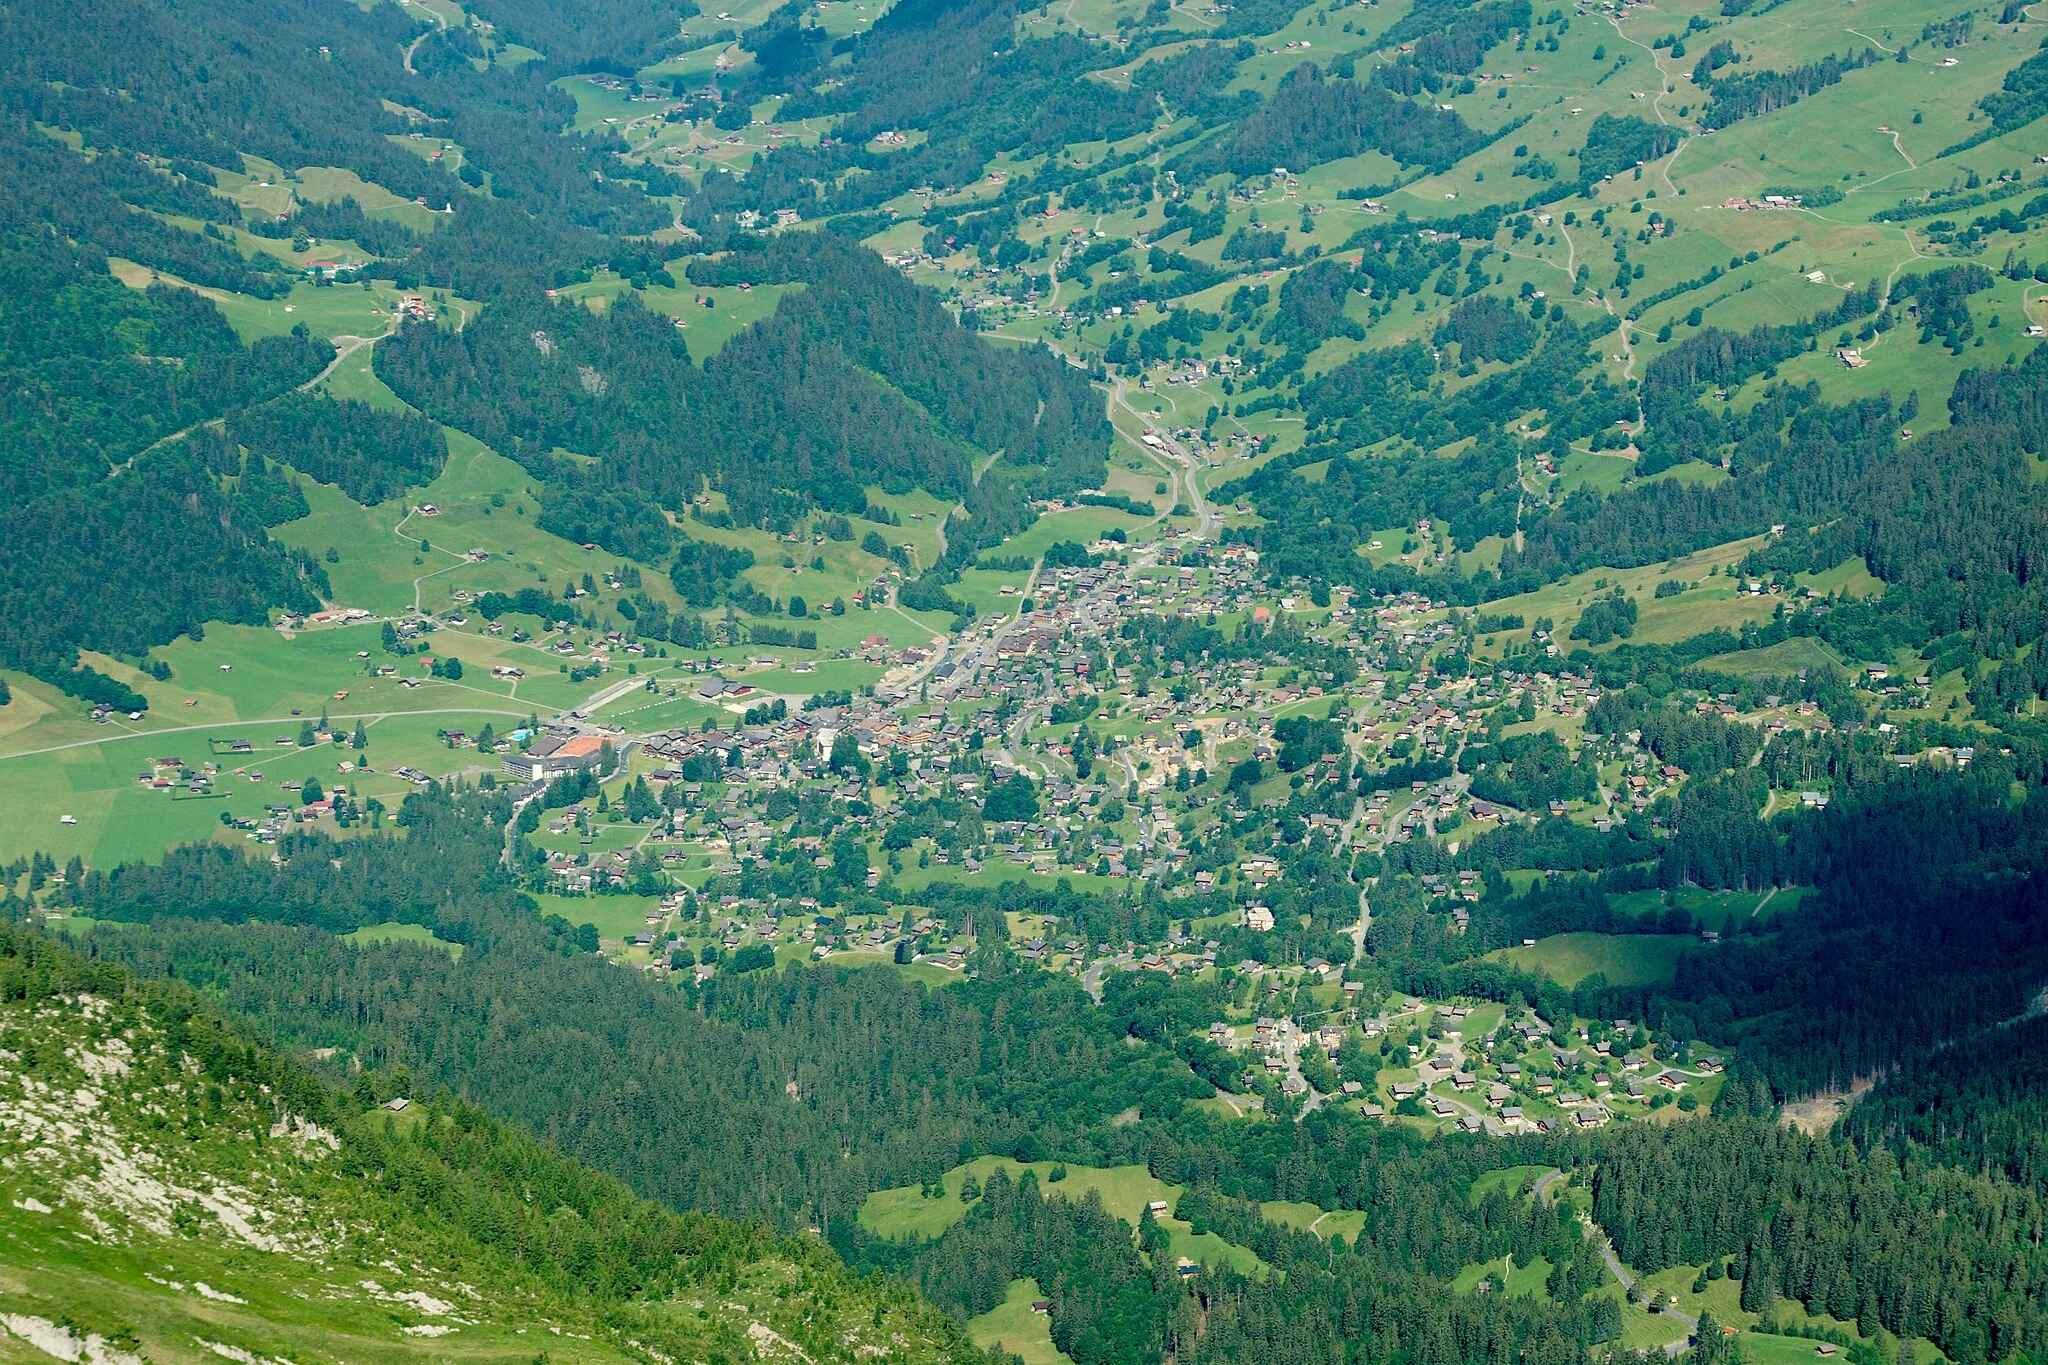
[1606,886,1812,932]
[0,703,532,866]
[860,1158,1264,1275]
[1489,933,1705,989]
[273,435,640,623]
[108,257,408,344]
[342,919,467,957]
[639,278,807,359]
[1699,637,1853,678]
[1473,536,1774,656]
[312,340,416,410]
[530,891,667,943]
[967,1279,1073,1365]
[1469,1165,1554,1204]
[1258,1199,1368,1242]
[293,164,450,233]
[1453,1253,1556,1298]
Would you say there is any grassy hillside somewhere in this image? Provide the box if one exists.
[966,1278,1073,1365]
[860,1158,1264,1275]
[1489,931,1704,989]
[0,927,992,1365]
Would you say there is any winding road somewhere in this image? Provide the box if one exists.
[1534,1168,1699,1355]
[1108,379,1219,538]
[401,1,449,76]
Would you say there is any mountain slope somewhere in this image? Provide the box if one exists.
[0,926,998,1365]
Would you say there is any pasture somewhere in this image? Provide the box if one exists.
[0,698,530,867]
[1489,933,1704,989]
[1452,1254,1555,1299]
[294,165,449,233]
[313,342,416,410]
[999,506,1154,561]
[274,435,696,648]
[1698,637,1850,678]
[859,1158,1264,1274]
[530,891,665,944]
[1468,1165,1553,1205]
[341,920,466,958]
[1472,535,1775,656]
[638,278,806,359]
[1607,886,1811,931]
[1258,1200,1367,1242]
[967,1279,1073,1365]
[107,258,407,345]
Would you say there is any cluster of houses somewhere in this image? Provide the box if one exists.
[1721,194,1806,211]
[464,493,1828,1140]
[1354,1002,1723,1134]
[133,756,217,795]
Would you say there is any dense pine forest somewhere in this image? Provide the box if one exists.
[374,232,1105,549]
[1842,1015,2048,1199]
